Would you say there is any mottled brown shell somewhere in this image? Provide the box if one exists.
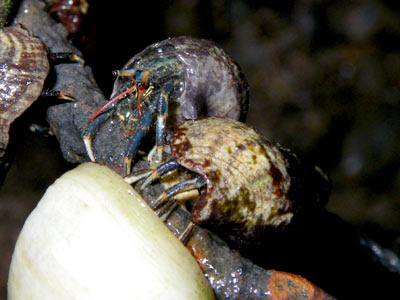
[0,24,49,155]
[170,117,329,247]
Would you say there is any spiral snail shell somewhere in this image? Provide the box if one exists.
[140,117,330,248]
[0,24,49,155]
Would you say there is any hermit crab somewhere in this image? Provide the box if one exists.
[127,117,330,248]
[83,36,249,174]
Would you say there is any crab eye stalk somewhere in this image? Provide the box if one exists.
[119,68,137,77]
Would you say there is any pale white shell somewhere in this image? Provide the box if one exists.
[8,163,215,300]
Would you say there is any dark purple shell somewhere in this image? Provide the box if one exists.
[111,36,249,124]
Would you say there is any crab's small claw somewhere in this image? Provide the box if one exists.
[151,176,205,209]
[124,109,153,175]
[83,135,95,162]
[41,89,77,102]
[124,157,133,176]
[124,159,180,188]
[49,52,85,65]
[143,160,180,189]
[147,145,162,165]
[124,169,154,185]
[83,113,111,162]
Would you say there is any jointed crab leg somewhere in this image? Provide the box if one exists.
[41,89,77,101]
[147,160,179,188]
[83,81,138,162]
[124,160,179,187]
[124,169,154,185]
[148,81,175,164]
[83,112,112,161]
[83,67,169,171]
[49,52,85,64]
[124,109,153,174]
[154,90,169,163]
[124,86,171,174]
[151,176,205,209]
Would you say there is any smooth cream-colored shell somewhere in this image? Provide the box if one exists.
[8,163,215,300]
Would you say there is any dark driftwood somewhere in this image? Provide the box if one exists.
[16,0,132,176]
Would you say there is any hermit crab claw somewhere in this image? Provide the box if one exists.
[83,135,96,162]
[124,160,179,189]
[124,169,154,186]
[147,145,163,165]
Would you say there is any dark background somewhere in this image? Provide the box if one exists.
[1,0,400,298]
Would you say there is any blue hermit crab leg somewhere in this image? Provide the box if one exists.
[151,176,205,209]
[83,84,137,161]
[124,87,170,174]
[154,90,169,163]
[124,109,153,174]
[129,160,180,189]
[83,112,112,161]
[124,169,154,185]
[148,82,174,163]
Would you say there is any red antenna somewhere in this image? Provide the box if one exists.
[88,78,138,123]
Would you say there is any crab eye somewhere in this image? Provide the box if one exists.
[112,70,120,77]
